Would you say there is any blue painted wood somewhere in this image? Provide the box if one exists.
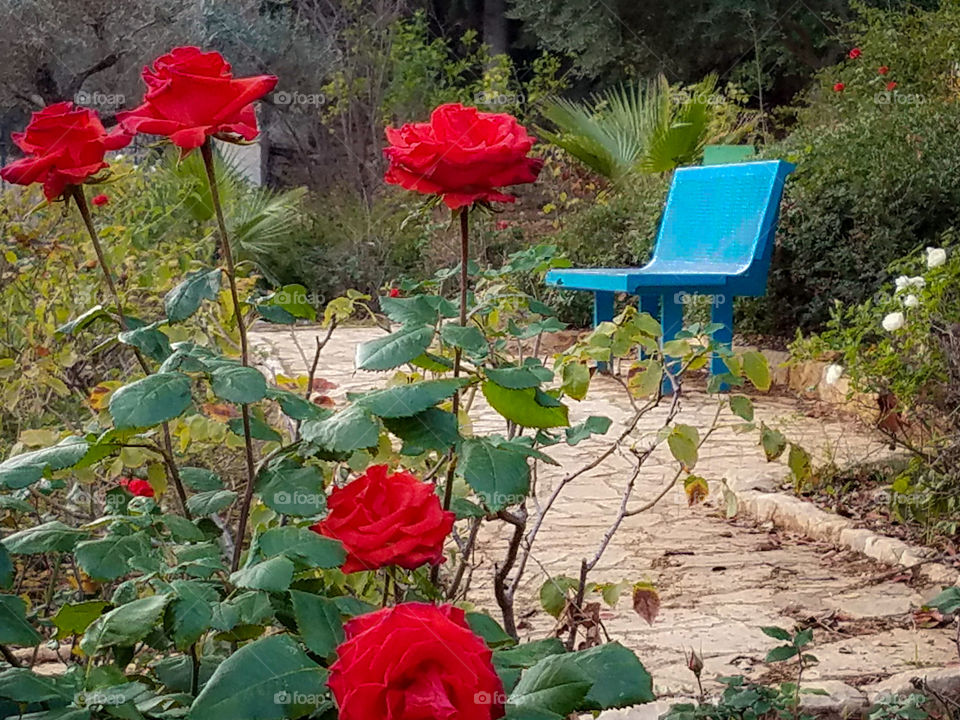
[594,291,615,372]
[545,160,795,387]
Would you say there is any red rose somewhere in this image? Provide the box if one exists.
[848,47,861,59]
[119,477,155,497]
[878,66,890,75]
[384,103,543,210]
[91,194,109,207]
[0,102,130,200]
[495,220,511,230]
[388,287,401,298]
[310,464,454,573]
[328,603,505,720]
[833,82,845,92]
[886,81,898,91]
[118,46,277,152]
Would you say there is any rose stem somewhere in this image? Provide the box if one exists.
[70,184,191,520]
[433,208,470,588]
[199,140,258,573]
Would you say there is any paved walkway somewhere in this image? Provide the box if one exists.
[252,325,956,699]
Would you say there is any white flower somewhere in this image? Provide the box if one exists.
[895,275,910,292]
[908,276,926,289]
[825,364,844,385]
[882,311,905,332]
[903,294,919,308]
[926,247,947,268]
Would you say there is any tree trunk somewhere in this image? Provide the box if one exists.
[482,0,508,55]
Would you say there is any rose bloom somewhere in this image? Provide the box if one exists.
[903,294,920,309]
[833,82,845,92]
[849,47,862,59]
[328,603,505,720]
[882,311,905,332]
[388,287,401,298]
[886,81,898,91]
[118,46,277,152]
[926,246,947,268]
[311,464,454,573]
[91,194,109,207]
[384,102,543,209]
[0,102,130,201]
[878,65,890,75]
[119,477,155,497]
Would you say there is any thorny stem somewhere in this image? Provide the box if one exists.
[70,185,191,520]
[199,141,258,573]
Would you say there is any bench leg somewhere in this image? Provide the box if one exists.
[711,295,734,392]
[661,292,684,395]
[594,291,615,373]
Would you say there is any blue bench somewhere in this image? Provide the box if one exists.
[545,159,795,386]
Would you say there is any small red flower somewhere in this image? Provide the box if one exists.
[91,194,109,206]
[119,477,155,497]
[886,81,898,91]
[495,220,511,231]
[878,66,890,75]
[833,82,845,92]
[388,287,401,298]
[848,48,861,59]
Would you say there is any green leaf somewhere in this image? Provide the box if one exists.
[742,351,771,391]
[379,294,456,326]
[667,424,699,471]
[760,424,788,462]
[166,580,218,651]
[565,416,612,446]
[267,388,327,422]
[0,545,11,589]
[165,268,222,323]
[485,367,543,390]
[356,325,433,371]
[788,443,813,485]
[353,378,467,418]
[186,489,238,517]
[539,576,579,618]
[765,645,799,662]
[0,594,41,646]
[210,364,268,404]
[301,406,380,453]
[441,323,489,359]
[56,305,109,336]
[289,590,344,661]
[109,373,193,429]
[928,586,960,614]
[180,467,223,491]
[229,556,295,592]
[255,460,327,517]
[75,532,153,581]
[259,285,316,322]
[494,639,567,694]
[3,521,88,554]
[383,408,460,453]
[458,438,530,511]
[80,594,171,655]
[466,612,516,649]
[729,396,754,421]
[0,437,89,490]
[565,642,655,709]
[118,323,172,362]
[51,601,109,640]
[560,363,590,400]
[228,416,282,443]
[482,382,569,429]
[0,668,79,702]
[188,634,328,720]
[508,653,592,717]
[257,527,345,569]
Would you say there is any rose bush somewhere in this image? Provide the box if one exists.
[118,46,277,152]
[328,603,505,720]
[384,102,543,209]
[311,464,454,573]
[0,102,130,200]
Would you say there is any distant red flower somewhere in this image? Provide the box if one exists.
[91,194,109,206]
[878,66,890,75]
[833,82,845,92]
[495,220,511,231]
[886,81,898,91]
[848,48,861,59]
[388,287,401,298]
[119,477,155,497]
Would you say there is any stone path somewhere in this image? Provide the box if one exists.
[251,325,956,703]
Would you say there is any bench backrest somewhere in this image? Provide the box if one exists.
[651,159,794,294]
